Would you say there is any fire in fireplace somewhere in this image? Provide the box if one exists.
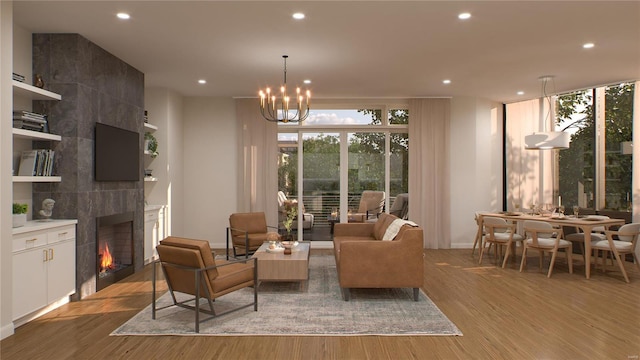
[96,212,135,291]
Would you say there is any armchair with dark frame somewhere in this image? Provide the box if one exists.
[152,236,257,333]
[349,190,386,223]
[227,212,280,259]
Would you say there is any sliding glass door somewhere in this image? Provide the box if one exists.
[278,105,409,241]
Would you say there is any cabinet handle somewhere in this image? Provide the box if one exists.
[58,232,68,236]
[49,248,54,260]
[43,250,48,262]
[26,238,37,242]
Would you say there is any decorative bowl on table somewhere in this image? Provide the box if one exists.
[281,241,294,255]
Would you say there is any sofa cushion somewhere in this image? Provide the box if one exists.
[374,213,397,240]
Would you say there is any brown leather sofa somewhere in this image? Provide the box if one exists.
[332,213,424,301]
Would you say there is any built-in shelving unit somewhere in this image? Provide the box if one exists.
[12,80,63,183]
[144,119,158,183]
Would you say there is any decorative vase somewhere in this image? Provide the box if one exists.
[34,74,44,89]
[12,214,27,228]
[281,241,293,255]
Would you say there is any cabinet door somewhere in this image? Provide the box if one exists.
[144,210,160,263]
[47,240,76,303]
[13,249,48,320]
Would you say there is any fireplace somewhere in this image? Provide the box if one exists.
[96,212,135,291]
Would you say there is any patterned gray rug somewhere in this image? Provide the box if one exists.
[111,255,462,336]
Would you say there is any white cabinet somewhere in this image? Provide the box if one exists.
[144,205,164,264]
[12,221,77,325]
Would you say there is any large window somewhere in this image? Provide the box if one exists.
[277,105,409,240]
[556,83,634,211]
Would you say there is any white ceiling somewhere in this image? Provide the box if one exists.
[12,1,640,103]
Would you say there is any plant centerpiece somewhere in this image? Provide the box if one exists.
[144,132,159,158]
[12,203,28,228]
[282,201,298,240]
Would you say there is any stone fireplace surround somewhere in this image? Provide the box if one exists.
[31,33,145,299]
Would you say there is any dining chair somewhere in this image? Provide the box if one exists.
[565,215,609,259]
[472,211,491,256]
[591,223,640,283]
[479,216,524,268]
[521,220,573,278]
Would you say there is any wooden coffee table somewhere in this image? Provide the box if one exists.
[251,242,310,282]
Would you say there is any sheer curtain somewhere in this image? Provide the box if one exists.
[505,98,556,211]
[234,98,279,226]
[408,98,451,248]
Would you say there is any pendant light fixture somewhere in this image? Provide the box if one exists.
[524,76,570,150]
[258,55,310,123]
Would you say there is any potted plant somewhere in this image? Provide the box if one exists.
[12,203,28,228]
[144,132,159,158]
[282,202,298,241]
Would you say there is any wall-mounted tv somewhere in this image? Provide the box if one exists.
[95,123,140,181]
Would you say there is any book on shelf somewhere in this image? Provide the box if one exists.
[13,110,46,122]
[12,73,25,82]
[17,149,55,176]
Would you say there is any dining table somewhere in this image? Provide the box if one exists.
[474,211,626,279]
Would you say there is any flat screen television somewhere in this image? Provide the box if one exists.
[95,123,140,181]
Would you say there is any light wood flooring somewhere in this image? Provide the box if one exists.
[2,249,639,360]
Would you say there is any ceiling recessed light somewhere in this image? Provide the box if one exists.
[116,12,130,20]
[517,91,525,95]
[458,12,471,20]
[442,79,451,85]
[292,12,305,20]
[583,42,595,49]
[198,79,206,84]
[303,79,311,84]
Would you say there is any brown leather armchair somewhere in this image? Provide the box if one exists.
[152,236,257,333]
[349,190,385,222]
[227,212,279,259]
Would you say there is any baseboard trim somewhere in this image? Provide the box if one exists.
[0,323,15,340]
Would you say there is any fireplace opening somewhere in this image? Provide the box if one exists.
[96,212,135,291]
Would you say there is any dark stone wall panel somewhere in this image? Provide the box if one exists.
[32,33,145,299]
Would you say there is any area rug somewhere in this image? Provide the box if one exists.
[111,255,462,336]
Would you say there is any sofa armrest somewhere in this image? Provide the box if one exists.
[334,223,375,237]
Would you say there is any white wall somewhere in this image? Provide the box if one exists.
[449,97,503,248]
[145,87,185,236]
[181,97,237,248]
[1,1,15,340]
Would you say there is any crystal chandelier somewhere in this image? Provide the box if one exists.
[259,55,310,123]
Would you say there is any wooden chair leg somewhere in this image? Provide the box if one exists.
[478,241,487,264]
[547,250,558,278]
[501,242,512,268]
[539,250,544,270]
[611,248,630,283]
[520,246,528,272]
[566,247,573,274]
